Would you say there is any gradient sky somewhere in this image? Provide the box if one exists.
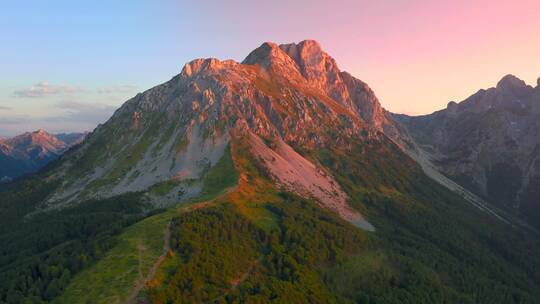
[1,0,539,136]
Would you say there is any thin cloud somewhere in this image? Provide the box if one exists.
[13,81,82,98]
[96,85,137,94]
[0,115,30,124]
[54,101,117,123]
[0,106,11,110]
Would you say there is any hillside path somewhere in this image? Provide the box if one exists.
[125,220,171,304]
[124,186,239,303]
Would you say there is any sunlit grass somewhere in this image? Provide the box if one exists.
[53,210,171,304]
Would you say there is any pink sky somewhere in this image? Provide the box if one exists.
[190,0,540,115]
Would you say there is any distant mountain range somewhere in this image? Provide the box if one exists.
[395,74,540,226]
[0,130,87,182]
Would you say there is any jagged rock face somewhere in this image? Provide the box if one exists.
[40,40,407,228]
[243,40,398,135]
[0,130,86,182]
[395,74,540,223]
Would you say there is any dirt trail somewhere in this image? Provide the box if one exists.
[124,184,243,303]
[124,196,233,304]
[125,221,171,304]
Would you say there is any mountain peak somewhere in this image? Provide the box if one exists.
[18,129,65,149]
[29,129,59,142]
[34,128,50,136]
[278,40,340,81]
[496,74,527,90]
[180,58,237,77]
[243,41,285,64]
[279,39,324,64]
[242,40,342,83]
[243,40,393,133]
[279,39,323,54]
[242,41,301,73]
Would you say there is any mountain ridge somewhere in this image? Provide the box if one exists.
[41,40,406,230]
[395,73,540,226]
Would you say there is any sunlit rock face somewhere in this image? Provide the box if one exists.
[36,40,415,229]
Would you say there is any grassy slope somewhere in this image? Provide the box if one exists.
[53,211,170,304]
[53,145,239,304]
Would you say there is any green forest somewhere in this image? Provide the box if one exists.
[0,174,153,303]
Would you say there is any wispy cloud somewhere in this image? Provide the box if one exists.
[96,85,137,94]
[0,105,11,110]
[13,81,82,98]
[54,100,117,123]
[0,115,30,124]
